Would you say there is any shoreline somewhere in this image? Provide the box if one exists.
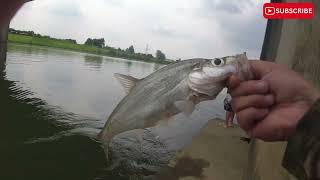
[8,34,171,65]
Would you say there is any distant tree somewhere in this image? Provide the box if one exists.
[156,50,166,60]
[146,54,154,59]
[95,38,105,48]
[65,39,77,44]
[85,38,93,46]
[85,38,105,48]
[126,45,135,54]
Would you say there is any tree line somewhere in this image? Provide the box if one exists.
[9,28,77,44]
[84,38,166,61]
[9,28,168,62]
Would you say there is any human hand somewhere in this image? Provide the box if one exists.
[228,60,320,141]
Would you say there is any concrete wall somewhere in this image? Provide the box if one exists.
[275,0,320,88]
[246,0,320,179]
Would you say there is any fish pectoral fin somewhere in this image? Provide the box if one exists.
[174,100,195,115]
[114,73,140,94]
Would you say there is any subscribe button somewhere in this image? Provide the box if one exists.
[263,3,314,19]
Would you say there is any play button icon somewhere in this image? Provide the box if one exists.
[265,7,275,15]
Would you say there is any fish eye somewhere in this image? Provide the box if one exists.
[212,58,224,66]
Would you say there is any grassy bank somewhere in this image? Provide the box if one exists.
[8,34,171,64]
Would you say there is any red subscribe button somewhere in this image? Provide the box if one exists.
[263,3,314,19]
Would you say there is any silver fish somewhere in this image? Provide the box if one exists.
[99,53,253,156]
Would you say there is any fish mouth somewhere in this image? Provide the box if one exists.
[188,64,236,96]
[202,64,236,80]
[220,53,253,81]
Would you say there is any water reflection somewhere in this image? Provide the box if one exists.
[126,61,132,68]
[5,44,160,121]
[84,55,103,69]
[1,43,163,179]
[0,71,108,180]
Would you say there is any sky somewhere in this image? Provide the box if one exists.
[10,0,268,60]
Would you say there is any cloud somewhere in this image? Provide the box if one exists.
[152,25,191,39]
[101,0,128,7]
[202,0,241,14]
[10,0,268,59]
[49,2,82,17]
[196,0,267,58]
[200,0,256,15]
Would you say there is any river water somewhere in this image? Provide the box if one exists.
[0,43,227,179]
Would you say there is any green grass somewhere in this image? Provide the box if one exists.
[8,34,171,64]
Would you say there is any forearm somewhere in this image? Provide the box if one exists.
[283,99,320,180]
